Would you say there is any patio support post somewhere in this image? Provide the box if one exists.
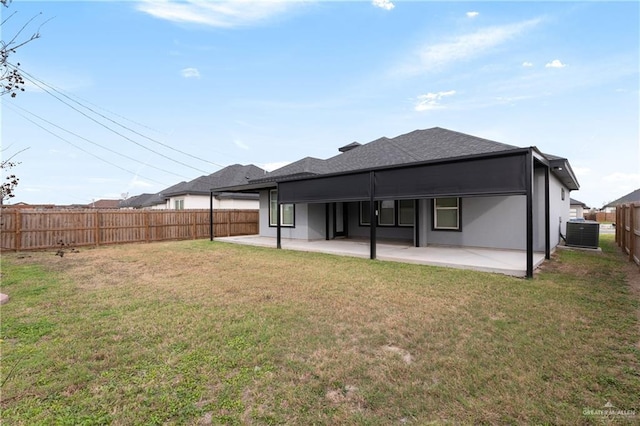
[369,171,376,260]
[276,186,282,249]
[325,203,330,240]
[525,150,534,278]
[209,191,214,241]
[544,165,550,259]
[414,199,420,247]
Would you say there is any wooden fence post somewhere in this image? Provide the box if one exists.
[144,211,150,243]
[191,211,197,240]
[94,210,100,246]
[629,203,635,263]
[15,209,21,251]
[615,206,620,246]
[226,210,231,237]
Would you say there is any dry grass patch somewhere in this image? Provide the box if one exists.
[1,236,639,424]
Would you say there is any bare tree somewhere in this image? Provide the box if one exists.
[1,0,47,97]
[0,147,27,205]
[1,1,46,203]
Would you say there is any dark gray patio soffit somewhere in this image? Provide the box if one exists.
[278,148,537,204]
[546,157,579,191]
[212,181,278,194]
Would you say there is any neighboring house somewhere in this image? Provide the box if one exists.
[89,199,121,209]
[569,198,588,220]
[603,188,640,213]
[163,164,265,210]
[216,127,580,277]
[119,193,165,209]
[119,164,265,210]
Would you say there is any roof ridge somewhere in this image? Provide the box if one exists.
[387,137,423,162]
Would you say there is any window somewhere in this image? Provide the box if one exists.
[378,200,395,226]
[269,190,294,227]
[360,201,371,225]
[433,198,460,230]
[174,199,184,210]
[398,200,414,226]
[359,200,415,227]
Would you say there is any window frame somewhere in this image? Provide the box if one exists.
[378,200,396,226]
[432,197,461,231]
[360,201,371,226]
[398,199,415,227]
[358,200,416,227]
[269,189,295,227]
[174,199,184,210]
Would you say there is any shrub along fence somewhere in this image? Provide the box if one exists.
[0,209,258,251]
[615,203,640,269]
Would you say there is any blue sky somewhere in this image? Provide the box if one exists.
[1,0,638,208]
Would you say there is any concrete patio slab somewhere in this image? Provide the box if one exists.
[215,235,545,277]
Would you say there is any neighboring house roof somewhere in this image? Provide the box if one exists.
[604,188,640,208]
[119,193,161,209]
[166,164,266,197]
[570,198,587,208]
[89,199,121,209]
[121,164,265,209]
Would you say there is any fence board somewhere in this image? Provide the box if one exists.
[616,203,640,270]
[0,209,258,251]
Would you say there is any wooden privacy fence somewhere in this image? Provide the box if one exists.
[615,203,640,269]
[0,209,258,251]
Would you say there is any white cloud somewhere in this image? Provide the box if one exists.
[414,90,456,111]
[88,177,119,184]
[603,172,640,183]
[466,11,479,18]
[522,61,533,67]
[372,0,394,11]
[545,59,566,68]
[127,175,154,190]
[137,0,303,28]
[180,67,200,78]
[399,18,541,75]
[572,166,591,177]
[263,161,291,172]
[234,139,249,150]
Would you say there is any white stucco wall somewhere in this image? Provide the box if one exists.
[346,201,414,241]
[218,198,260,210]
[167,194,258,210]
[422,195,527,250]
[258,175,570,251]
[549,173,570,245]
[259,190,315,240]
[569,205,584,219]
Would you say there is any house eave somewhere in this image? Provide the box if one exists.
[273,147,533,186]
[548,158,580,191]
[212,181,277,194]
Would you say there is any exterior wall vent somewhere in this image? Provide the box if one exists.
[566,221,600,249]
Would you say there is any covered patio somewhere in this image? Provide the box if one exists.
[215,235,546,277]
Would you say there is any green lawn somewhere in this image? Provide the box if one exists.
[1,235,638,424]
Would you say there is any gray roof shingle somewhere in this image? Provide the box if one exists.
[251,157,329,183]
[164,164,266,196]
[605,188,640,207]
[253,127,520,183]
